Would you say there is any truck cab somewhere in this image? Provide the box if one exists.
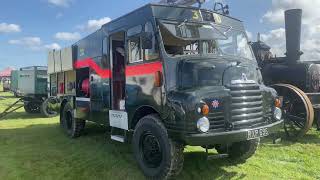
[48,4,283,179]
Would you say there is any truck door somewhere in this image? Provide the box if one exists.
[108,31,129,135]
[89,61,105,123]
[89,37,112,123]
[110,32,126,110]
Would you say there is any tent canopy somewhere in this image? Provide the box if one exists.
[0,67,14,77]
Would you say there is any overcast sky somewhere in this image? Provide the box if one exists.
[0,0,319,70]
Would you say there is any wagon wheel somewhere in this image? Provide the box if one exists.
[273,84,314,138]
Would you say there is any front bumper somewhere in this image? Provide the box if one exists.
[184,120,283,146]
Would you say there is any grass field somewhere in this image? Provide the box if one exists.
[0,91,319,180]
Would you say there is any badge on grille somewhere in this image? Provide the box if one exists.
[212,100,220,109]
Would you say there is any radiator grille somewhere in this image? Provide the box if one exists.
[229,83,265,128]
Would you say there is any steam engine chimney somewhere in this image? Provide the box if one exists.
[285,9,303,63]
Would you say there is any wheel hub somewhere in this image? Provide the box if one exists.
[140,132,162,168]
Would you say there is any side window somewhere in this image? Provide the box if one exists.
[144,21,159,61]
[128,25,143,63]
[129,36,142,63]
[102,37,109,69]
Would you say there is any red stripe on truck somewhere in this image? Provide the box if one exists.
[74,58,163,78]
[74,58,111,78]
[126,61,163,77]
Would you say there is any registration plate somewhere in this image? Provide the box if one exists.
[247,128,269,140]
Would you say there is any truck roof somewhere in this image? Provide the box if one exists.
[102,3,242,29]
[74,3,243,46]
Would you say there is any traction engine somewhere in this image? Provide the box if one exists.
[251,9,320,138]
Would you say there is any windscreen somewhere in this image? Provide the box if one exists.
[216,26,254,60]
[161,21,226,40]
[159,20,255,60]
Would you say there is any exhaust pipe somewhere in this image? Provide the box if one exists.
[285,9,303,63]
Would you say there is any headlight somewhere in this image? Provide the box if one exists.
[273,107,282,120]
[197,117,210,133]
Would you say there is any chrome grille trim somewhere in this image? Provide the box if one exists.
[229,83,265,127]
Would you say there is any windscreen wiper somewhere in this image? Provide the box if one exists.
[224,26,233,35]
[210,23,228,40]
[177,19,188,28]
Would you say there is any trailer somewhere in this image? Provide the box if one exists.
[10,70,19,96]
[0,66,57,119]
[48,2,283,179]
[251,9,320,137]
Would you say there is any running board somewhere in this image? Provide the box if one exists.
[207,154,229,160]
[111,135,125,143]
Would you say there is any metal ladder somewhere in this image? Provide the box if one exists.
[110,127,128,143]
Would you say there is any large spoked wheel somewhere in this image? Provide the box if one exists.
[273,84,314,138]
[132,114,184,179]
[24,101,41,114]
[40,98,58,118]
[60,103,85,138]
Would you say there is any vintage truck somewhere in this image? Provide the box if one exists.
[47,2,284,179]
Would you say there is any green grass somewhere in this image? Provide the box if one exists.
[0,91,319,180]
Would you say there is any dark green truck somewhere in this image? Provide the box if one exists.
[48,3,284,179]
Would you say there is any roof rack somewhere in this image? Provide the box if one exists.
[158,0,206,7]
[158,0,230,15]
[213,2,229,15]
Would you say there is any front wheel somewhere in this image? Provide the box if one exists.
[216,138,260,162]
[132,114,184,179]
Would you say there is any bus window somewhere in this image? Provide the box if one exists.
[128,25,143,63]
[129,36,142,63]
[127,25,142,37]
[102,37,109,69]
[144,21,159,61]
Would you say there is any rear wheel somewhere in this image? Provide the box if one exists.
[132,114,184,179]
[60,103,85,138]
[216,138,260,162]
[24,101,40,114]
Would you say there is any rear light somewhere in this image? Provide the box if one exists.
[154,71,163,87]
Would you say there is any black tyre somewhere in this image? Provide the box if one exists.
[132,114,184,179]
[24,102,40,114]
[40,98,58,118]
[216,138,260,162]
[60,103,85,138]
